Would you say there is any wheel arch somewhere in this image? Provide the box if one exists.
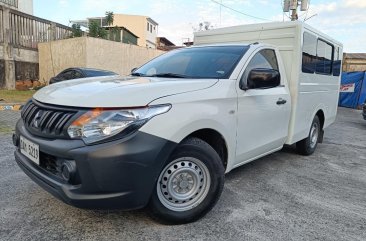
[182,128,228,171]
[315,109,325,130]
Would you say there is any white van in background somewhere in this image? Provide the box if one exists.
[14,22,342,224]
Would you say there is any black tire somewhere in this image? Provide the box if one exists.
[148,137,225,224]
[296,115,321,156]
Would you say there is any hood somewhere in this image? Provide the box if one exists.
[33,76,218,108]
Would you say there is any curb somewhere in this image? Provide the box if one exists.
[0,103,24,111]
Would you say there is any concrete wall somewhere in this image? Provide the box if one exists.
[38,37,87,83]
[39,37,165,83]
[85,37,163,75]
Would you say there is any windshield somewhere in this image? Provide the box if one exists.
[133,46,249,79]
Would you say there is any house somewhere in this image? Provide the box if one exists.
[156,37,179,51]
[0,0,33,15]
[104,26,139,45]
[74,14,159,49]
[183,41,194,47]
[343,53,366,72]
[112,14,158,49]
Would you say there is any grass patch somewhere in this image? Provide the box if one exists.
[0,90,35,103]
[0,121,14,134]
[0,126,13,134]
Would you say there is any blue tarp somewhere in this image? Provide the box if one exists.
[339,71,366,108]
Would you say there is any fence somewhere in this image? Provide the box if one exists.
[0,5,73,89]
[1,5,72,49]
[0,7,3,43]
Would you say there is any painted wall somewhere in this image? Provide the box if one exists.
[38,37,165,83]
[146,19,157,48]
[113,14,157,48]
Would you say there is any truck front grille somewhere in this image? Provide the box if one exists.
[21,100,80,139]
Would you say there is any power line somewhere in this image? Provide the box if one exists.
[210,0,271,22]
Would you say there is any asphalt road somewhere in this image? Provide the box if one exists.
[0,108,365,241]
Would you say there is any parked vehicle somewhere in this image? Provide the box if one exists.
[49,68,118,84]
[13,22,342,224]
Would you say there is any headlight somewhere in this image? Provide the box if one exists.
[67,104,171,144]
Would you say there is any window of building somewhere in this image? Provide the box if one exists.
[0,0,18,8]
[302,32,317,74]
[147,22,149,31]
[150,24,152,33]
[315,39,333,75]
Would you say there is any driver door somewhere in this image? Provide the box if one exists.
[234,48,291,166]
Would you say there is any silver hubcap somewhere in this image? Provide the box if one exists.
[157,157,211,212]
[310,122,319,149]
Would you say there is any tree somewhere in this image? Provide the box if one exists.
[88,20,100,38]
[105,11,114,26]
[105,11,114,40]
[88,20,108,39]
[71,24,82,38]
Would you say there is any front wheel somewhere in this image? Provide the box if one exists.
[148,137,225,224]
[296,115,321,155]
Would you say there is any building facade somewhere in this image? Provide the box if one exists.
[343,53,366,72]
[0,0,33,15]
[113,14,158,49]
[105,26,139,45]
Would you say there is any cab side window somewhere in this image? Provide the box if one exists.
[241,49,279,88]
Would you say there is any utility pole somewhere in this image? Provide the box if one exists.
[283,0,309,21]
[290,0,298,21]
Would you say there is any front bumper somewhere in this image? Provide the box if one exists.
[14,119,176,210]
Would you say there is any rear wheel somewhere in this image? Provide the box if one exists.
[296,115,321,155]
[149,137,225,224]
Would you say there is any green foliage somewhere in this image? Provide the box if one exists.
[88,20,100,38]
[98,28,108,39]
[88,11,119,41]
[105,11,114,40]
[88,20,107,38]
[71,24,83,38]
[109,27,121,42]
[105,11,114,26]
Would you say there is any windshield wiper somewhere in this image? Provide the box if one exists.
[148,73,190,78]
[131,72,145,76]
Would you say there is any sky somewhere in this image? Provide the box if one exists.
[33,0,366,53]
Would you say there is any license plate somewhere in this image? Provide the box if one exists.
[20,136,40,165]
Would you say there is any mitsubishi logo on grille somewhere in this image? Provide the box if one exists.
[33,110,43,128]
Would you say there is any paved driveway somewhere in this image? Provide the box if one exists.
[0,108,365,241]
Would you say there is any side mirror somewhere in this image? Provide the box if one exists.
[131,68,137,73]
[247,68,280,89]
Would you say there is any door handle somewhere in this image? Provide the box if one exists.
[276,98,287,105]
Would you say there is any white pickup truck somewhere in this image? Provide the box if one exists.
[13,22,342,224]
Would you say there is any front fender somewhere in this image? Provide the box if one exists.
[140,80,238,172]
